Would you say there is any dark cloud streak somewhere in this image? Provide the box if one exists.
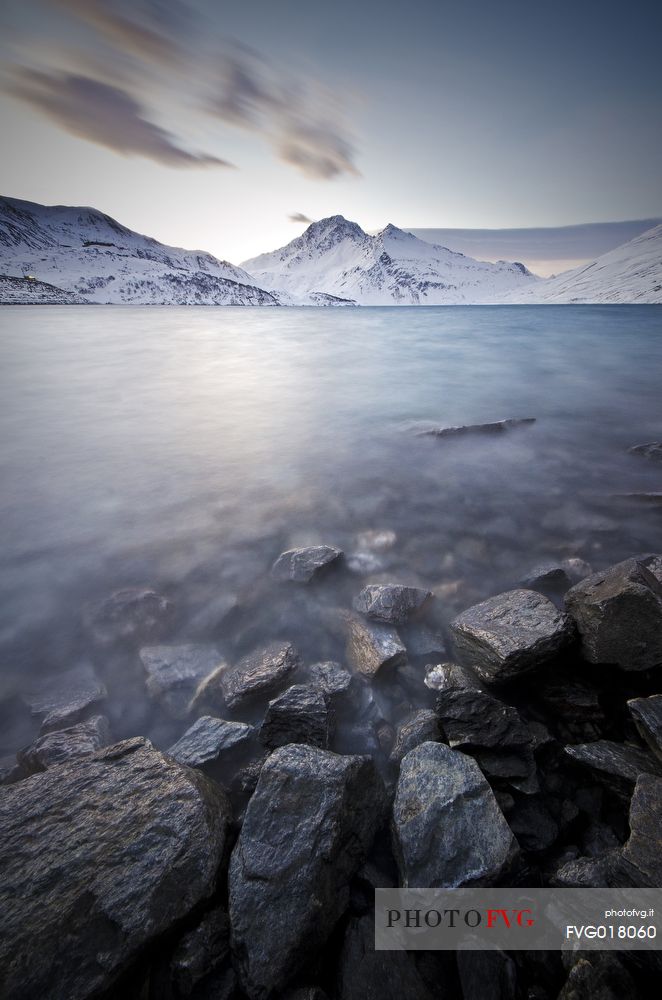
[289,212,313,223]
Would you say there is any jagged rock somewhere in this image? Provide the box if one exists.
[389,709,440,763]
[156,905,236,1000]
[353,584,432,625]
[271,545,343,583]
[83,587,173,644]
[140,644,225,718]
[392,742,517,887]
[229,744,385,999]
[344,613,406,676]
[168,716,254,768]
[627,694,662,763]
[416,417,536,438]
[616,774,662,886]
[550,854,612,888]
[424,661,479,692]
[400,624,447,661]
[22,663,107,732]
[507,796,559,852]
[335,915,435,1000]
[629,441,662,462]
[520,563,573,592]
[208,641,300,710]
[563,740,662,799]
[17,715,110,775]
[306,661,354,700]
[450,589,574,684]
[558,954,638,1000]
[564,556,662,670]
[260,685,330,750]
[456,948,518,1000]
[0,738,232,1000]
[532,675,605,742]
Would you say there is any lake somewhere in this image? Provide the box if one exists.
[1,304,661,759]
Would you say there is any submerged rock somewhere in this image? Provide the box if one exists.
[0,738,232,1000]
[260,684,330,750]
[353,584,433,625]
[168,716,254,768]
[629,441,662,462]
[627,694,662,763]
[564,556,662,670]
[563,740,662,799]
[17,715,110,775]
[392,742,517,887]
[271,545,343,583]
[344,612,407,676]
[217,641,301,710]
[389,709,440,763]
[450,589,573,684]
[83,586,173,644]
[229,744,385,999]
[416,417,536,438]
[140,644,225,718]
[23,662,107,732]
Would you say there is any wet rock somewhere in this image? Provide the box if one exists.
[401,624,447,661]
[353,584,433,625]
[229,744,385,999]
[507,796,559,853]
[344,613,407,676]
[615,774,662,886]
[558,954,637,1000]
[168,716,254,768]
[629,441,662,462]
[260,684,330,750]
[457,948,518,1000]
[17,715,110,775]
[83,586,173,644]
[424,661,479,692]
[564,556,662,670]
[450,589,574,684]
[563,740,662,799]
[389,709,440,763]
[627,694,662,762]
[550,854,612,888]
[520,563,573,592]
[22,662,107,732]
[159,905,236,1000]
[271,545,343,583]
[392,742,517,887]
[140,644,225,718]
[532,675,605,742]
[216,641,301,710]
[416,417,536,438]
[335,915,435,1000]
[0,738,232,1000]
[306,660,354,700]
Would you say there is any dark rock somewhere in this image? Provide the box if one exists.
[392,742,517,887]
[424,661,479,692]
[335,915,435,1000]
[168,716,254,768]
[400,623,447,661]
[564,556,662,670]
[22,663,107,732]
[627,694,662,763]
[550,854,612,888]
[520,563,573,592]
[281,989,329,1000]
[389,709,440,763]
[162,905,236,1000]
[83,586,173,644]
[0,738,232,1000]
[306,660,354,700]
[616,774,662,886]
[563,740,662,799]
[17,715,110,775]
[215,641,300,710]
[344,613,406,676]
[416,417,536,438]
[629,441,662,462]
[507,796,559,852]
[558,954,637,1000]
[533,675,605,742]
[140,644,225,718]
[229,744,385,999]
[271,545,343,583]
[456,948,518,1000]
[353,584,432,625]
[450,589,574,684]
[260,685,330,750]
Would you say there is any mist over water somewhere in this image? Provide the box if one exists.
[1,304,661,760]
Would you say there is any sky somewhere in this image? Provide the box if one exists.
[1,0,661,267]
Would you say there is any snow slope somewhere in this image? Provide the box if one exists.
[0,274,89,304]
[241,216,536,305]
[0,196,278,305]
[505,225,662,304]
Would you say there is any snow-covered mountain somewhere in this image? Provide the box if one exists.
[241,216,536,305]
[0,196,278,305]
[505,224,662,304]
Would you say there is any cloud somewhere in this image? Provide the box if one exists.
[289,212,313,224]
[51,0,186,64]
[8,69,231,168]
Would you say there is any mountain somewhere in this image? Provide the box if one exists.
[506,224,662,304]
[241,216,536,305]
[0,196,278,306]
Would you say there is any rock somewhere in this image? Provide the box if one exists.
[344,613,407,676]
[450,589,574,684]
[0,738,232,1000]
[159,905,236,1000]
[335,915,435,1000]
[615,774,662,886]
[456,948,518,1000]
[564,556,662,670]
[416,417,536,438]
[260,685,330,750]
[563,740,662,799]
[271,545,343,583]
[507,796,559,852]
[629,441,662,462]
[389,709,440,763]
[558,954,637,1000]
[532,675,605,742]
[229,744,385,999]
[83,586,173,644]
[22,663,107,732]
[353,584,433,625]
[392,742,517,887]
[550,854,612,888]
[643,553,662,583]
[282,989,329,1000]
[168,716,254,768]
[520,563,573,592]
[306,661,354,700]
[424,661,479,692]
[17,715,110,775]
[216,641,301,710]
[627,694,662,762]
[562,557,594,583]
[401,624,447,661]
[140,644,225,718]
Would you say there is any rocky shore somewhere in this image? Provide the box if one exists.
[2,549,662,999]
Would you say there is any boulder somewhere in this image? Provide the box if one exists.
[615,774,662,886]
[83,587,173,644]
[344,613,407,676]
[0,738,232,1000]
[22,662,106,732]
[389,709,440,763]
[216,641,301,710]
[306,660,354,700]
[450,589,573,684]
[229,744,385,999]
[260,685,330,750]
[168,716,254,768]
[424,661,479,692]
[563,740,662,799]
[160,904,236,1000]
[519,563,573,593]
[392,742,517,887]
[271,545,343,583]
[629,441,662,462]
[335,915,435,1000]
[558,954,637,1000]
[140,644,225,718]
[506,796,559,853]
[353,584,433,625]
[17,715,110,775]
[564,556,662,670]
[627,695,662,763]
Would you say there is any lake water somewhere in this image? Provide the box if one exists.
[1,304,661,762]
